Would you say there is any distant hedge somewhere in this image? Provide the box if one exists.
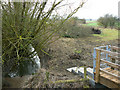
[60,20,92,38]
[97,14,119,29]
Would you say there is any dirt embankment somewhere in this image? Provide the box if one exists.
[22,37,118,88]
[3,36,118,88]
[48,37,118,73]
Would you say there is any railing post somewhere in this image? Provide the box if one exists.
[111,47,115,70]
[105,45,111,68]
[84,66,87,79]
[106,45,111,62]
[95,49,101,83]
[93,48,96,80]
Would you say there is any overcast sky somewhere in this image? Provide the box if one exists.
[73,0,120,19]
[2,0,120,19]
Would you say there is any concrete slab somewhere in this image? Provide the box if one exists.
[67,67,95,87]
[67,67,93,78]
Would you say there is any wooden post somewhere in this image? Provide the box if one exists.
[111,48,115,70]
[84,66,87,79]
[95,49,101,83]
[111,58,115,70]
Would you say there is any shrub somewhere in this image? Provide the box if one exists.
[97,14,118,29]
[115,21,120,30]
[61,21,92,38]
[2,1,85,76]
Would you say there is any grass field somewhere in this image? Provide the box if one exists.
[85,21,118,41]
[86,22,98,26]
[93,28,119,41]
[86,21,98,27]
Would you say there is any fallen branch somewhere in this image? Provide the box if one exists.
[45,78,89,84]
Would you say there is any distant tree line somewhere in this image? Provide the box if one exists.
[60,17,92,38]
[68,17,86,25]
[97,14,120,30]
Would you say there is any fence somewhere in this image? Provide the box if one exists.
[93,45,120,88]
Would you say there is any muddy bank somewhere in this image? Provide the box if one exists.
[3,36,118,88]
[22,37,118,88]
[22,69,89,88]
[48,37,118,73]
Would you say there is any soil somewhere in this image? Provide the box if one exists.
[3,35,119,88]
[48,36,118,73]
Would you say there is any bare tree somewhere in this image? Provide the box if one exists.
[2,0,86,76]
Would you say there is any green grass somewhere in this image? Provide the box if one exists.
[86,21,98,27]
[93,28,119,41]
[86,22,98,26]
[86,21,96,23]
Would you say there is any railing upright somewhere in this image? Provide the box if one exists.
[93,48,96,80]
[95,49,101,83]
